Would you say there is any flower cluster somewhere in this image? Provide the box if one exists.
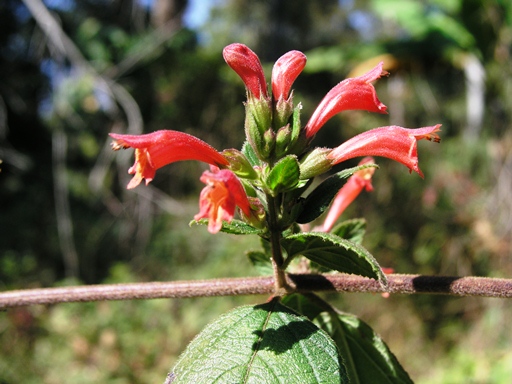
[110,43,440,234]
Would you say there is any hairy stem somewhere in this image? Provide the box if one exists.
[266,194,292,294]
[2,274,512,309]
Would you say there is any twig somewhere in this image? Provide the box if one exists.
[1,274,512,309]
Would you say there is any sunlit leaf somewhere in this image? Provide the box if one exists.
[266,155,300,193]
[170,299,348,383]
[331,218,367,244]
[316,311,413,384]
[190,218,262,235]
[281,232,386,285]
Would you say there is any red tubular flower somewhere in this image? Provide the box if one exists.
[223,43,267,99]
[109,130,229,189]
[194,167,252,234]
[305,62,388,138]
[271,50,307,101]
[328,125,442,178]
[322,157,375,232]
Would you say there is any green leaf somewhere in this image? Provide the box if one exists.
[283,293,413,384]
[266,155,300,194]
[190,219,262,235]
[316,311,413,384]
[281,293,325,322]
[297,164,378,224]
[331,218,367,244]
[247,250,273,275]
[170,299,349,383]
[281,232,386,285]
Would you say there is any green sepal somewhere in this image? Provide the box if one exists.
[281,232,387,285]
[274,124,292,158]
[331,218,367,244]
[290,102,303,145]
[296,163,378,224]
[169,299,349,383]
[288,102,309,155]
[299,147,332,180]
[265,155,300,194]
[241,141,261,167]
[273,97,294,130]
[246,96,272,135]
[190,218,262,235]
[262,127,276,158]
[244,110,267,161]
[222,148,258,179]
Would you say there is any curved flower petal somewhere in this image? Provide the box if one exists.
[328,125,441,178]
[271,50,307,101]
[223,43,267,99]
[110,130,229,189]
[322,157,375,232]
[194,167,251,234]
[305,62,388,138]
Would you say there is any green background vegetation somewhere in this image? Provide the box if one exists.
[1,0,511,382]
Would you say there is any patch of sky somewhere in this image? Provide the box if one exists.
[183,0,222,44]
[134,0,217,30]
[183,0,217,29]
[338,0,354,10]
[348,10,376,41]
[13,2,31,23]
[136,0,153,10]
[44,0,75,12]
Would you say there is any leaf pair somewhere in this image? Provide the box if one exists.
[169,297,412,383]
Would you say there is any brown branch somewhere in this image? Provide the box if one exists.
[1,274,512,309]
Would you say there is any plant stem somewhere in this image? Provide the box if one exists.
[2,274,512,309]
[266,193,293,294]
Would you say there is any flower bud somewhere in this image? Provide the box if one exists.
[299,147,333,180]
[243,197,266,229]
[246,96,272,135]
[274,125,292,158]
[272,50,307,101]
[262,128,276,159]
[273,96,294,131]
[223,43,268,99]
[244,97,273,161]
[222,148,258,179]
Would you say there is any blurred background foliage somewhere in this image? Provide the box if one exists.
[1,0,511,382]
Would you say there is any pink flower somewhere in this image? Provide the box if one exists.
[305,62,388,138]
[109,130,229,189]
[271,50,307,101]
[322,157,375,232]
[328,125,442,178]
[194,167,252,234]
[223,43,268,99]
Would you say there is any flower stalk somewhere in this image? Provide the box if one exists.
[110,43,441,297]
